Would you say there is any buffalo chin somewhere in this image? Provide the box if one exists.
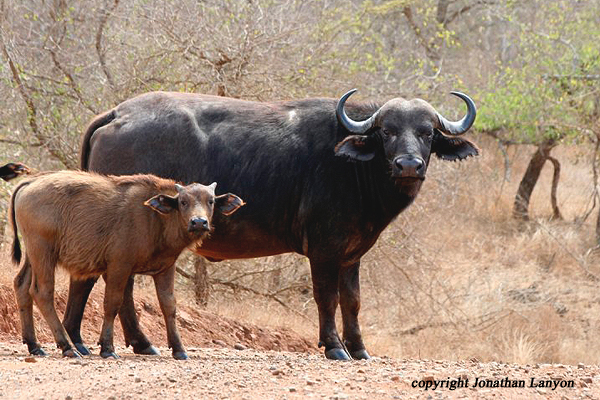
[393,176,425,184]
[190,231,210,243]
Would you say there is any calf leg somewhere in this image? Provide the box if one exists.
[97,269,129,359]
[153,266,187,360]
[309,260,350,360]
[63,277,97,355]
[63,275,158,356]
[28,252,79,358]
[118,275,159,355]
[13,258,46,356]
[339,262,370,360]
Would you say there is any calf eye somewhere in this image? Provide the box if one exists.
[208,200,215,206]
[181,200,188,207]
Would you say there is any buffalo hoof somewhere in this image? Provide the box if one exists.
[29,347,48,357]
[324,348,352,361]
[62,349,82,359]
[74,343,91,356]
[134,345,160,356]
[173,351,189,360]
[100,351,120,359]
[350,349,371,360]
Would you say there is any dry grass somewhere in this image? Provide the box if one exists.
[355,137,600,364]
[2,136,600,365]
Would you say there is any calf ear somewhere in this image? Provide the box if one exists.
[215,193,245,216]
[144,194,179,214]
[432,131,479,161]
[334,135,377,162]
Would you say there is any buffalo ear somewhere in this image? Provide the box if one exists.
[0,162,30,181]
[215,193,245,216]
[334,135,377,162]
[144,194,179,214]
[432,130,479,161]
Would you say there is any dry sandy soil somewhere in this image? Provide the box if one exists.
[0,344,599,399]
[0,283,599,399]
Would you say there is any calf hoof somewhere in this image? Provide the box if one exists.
[350,349,371,360]
[100,351,120,359]
[62,349,82,359]
[74,343,91,356]
[173,351,189,360]
[324,348,351,361]
[134,345,160,356]
[29,347,48,357]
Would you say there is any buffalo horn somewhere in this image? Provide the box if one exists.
[436,92,477,136]
[336,89,379,134]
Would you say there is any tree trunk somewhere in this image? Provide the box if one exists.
[547,156,563,220]
[193,256,210,307]
[594,137,600,245]
[513,139,557,220]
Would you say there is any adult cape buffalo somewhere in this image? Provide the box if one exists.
[68,89,478,360]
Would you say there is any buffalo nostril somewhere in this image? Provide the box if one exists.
[394,158,404,170]
[415,158,424,172]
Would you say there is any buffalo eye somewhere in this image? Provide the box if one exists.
[208,199,215,206]
[180,200,188,207]
[381,128,390,136]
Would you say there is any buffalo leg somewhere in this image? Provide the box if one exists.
[309,260,350,360]
[13,258,46,356]
[153,266,188,360]
[117,275,159,355]
[27,249,79,358]
[97,269,129,359]
[339,262,370,360]
[63,277,98,355]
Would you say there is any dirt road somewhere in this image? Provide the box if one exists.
[0,343,597,400]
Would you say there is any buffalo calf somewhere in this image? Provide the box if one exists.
[10,171,243,359]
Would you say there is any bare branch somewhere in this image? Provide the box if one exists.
[402,6,440,63]
[445,0,497,26]
[176,266,313,325]
[0,31,76,169]
[96,0,120,90]
[176,266,193,280]
[211,278,315,326]
[46,46,98,115]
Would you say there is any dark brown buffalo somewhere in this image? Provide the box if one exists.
[0,162,30,181]
[10,171,243,359]
[67,89,477,360]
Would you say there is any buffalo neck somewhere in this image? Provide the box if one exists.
[351,151,422,231]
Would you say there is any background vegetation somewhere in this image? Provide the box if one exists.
[1,0,599,364]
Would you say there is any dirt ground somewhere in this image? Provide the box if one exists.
[0,282,599,399]
[0,344,598,400]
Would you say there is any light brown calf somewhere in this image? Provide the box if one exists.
[10,171,244,359]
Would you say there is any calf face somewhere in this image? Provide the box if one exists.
[145,182,245,238]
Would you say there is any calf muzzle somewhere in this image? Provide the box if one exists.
[188,216,210,233]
